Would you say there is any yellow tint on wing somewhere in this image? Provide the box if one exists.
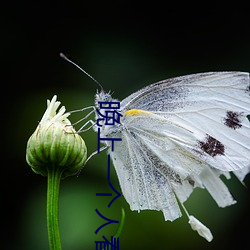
[124,109,152,116]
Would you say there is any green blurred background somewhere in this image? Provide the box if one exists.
[2,2,250,250]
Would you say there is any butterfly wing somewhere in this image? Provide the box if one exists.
[120,72,250,173]
[110,111,237,221]
[107,72,249,221]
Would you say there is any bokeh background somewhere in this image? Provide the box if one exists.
[2,2,250,250]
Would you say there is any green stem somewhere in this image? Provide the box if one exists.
[47,165,63,250]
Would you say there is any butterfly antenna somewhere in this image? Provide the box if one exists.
[60,53,104,91]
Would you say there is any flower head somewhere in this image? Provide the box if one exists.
[26,95,87,178]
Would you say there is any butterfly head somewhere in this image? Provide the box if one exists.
[94,89,122,134]
[95,89,119,107]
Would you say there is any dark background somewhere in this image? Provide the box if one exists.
[2,2,250,250]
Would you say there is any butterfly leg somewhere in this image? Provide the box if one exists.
[77,120,96,133]
[85,145,107,165]
[69,105,95,114]
[70,106,95,123]
[69,106,96,132]
[77,145,108,176]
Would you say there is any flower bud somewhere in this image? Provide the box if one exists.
[26,95,87,178]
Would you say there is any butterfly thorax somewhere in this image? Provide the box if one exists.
[94,90,124,139]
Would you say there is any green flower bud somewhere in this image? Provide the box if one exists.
[26,95,87,178]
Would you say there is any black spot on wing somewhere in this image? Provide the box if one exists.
[246,84,250,94]
[224,111,243,130]
[199,135,225,157]
[186,177,195,186]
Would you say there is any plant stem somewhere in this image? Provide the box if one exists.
[47,165,63,250]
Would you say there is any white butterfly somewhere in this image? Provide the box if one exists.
[88,72,250,241]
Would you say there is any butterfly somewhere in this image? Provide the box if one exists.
[89,71,250,241]
[60,52,250,241]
